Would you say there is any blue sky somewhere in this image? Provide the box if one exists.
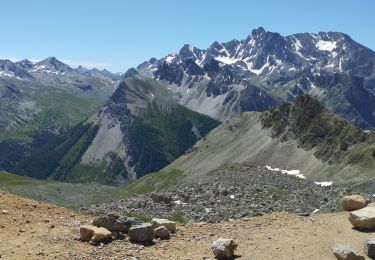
[2,0,374,73]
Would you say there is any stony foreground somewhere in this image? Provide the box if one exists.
[1,190,375,259]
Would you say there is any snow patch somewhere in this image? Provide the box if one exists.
[314,181,333,187]
[0,71,15,77]
[173,200,187,205]
[265,165,305,179]
[315,40,337,51]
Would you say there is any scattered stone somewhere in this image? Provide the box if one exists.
[342,195,368,211]
[364,239,375,258]
[332,244,365,260]
[128,223,153,243]
[79,225,112,242]
[154,226,170,239]
[93,215,142,232]
[152,218,176,233]
[211,238,238,259]
[349,207,375,229]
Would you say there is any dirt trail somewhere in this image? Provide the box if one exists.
[0,190,374,259]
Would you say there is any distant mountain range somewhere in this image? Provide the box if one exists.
[0,57,119,84]
[2,27,375,185]
[128,27,375,129]
[0,57,120,170]
[0,57,120,133]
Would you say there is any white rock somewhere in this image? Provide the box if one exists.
[349,207,375,229]
[211,238,238,259]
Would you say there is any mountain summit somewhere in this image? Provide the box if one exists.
[129,27,375,128]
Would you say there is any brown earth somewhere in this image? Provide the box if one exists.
[0,190,374,259]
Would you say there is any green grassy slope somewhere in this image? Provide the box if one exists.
[126,97,375,192]
[0,171,124,208]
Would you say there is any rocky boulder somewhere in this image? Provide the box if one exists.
[93,215,142,232]
[349,207,375,229]
[154,226,170,239]
[342,195,368,211]
[332,244,364,260]
[364,239,375,258]
[128,223,153,243]
[152,218,176,233]
[211,238,238,259]
[79,225,112,242]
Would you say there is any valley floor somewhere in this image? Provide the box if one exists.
[0,190,374,259]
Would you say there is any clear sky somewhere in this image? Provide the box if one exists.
[1,0,374,73]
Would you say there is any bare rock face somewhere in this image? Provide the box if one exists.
[79,225,112,242]
[152,218,176,233]
[342,195,368,211]
[349,207,375,229]
[332,244,365,260]
[211,238,238,259]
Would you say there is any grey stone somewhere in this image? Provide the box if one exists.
[364,239,375,259]
[211,238,238,259]
[93,215,142,232]
[113,216,143,232]
[154,226,170,239]
[128,223,153,243]
[332,244,365,260]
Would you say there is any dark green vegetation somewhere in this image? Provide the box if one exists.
[128,100,220,177]
[13,122,98,179]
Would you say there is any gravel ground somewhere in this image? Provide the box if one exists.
[81,163,358,222]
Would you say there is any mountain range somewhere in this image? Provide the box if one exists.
[0,57,120,169]
[128,27,375,129]
[1,27,375,186]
